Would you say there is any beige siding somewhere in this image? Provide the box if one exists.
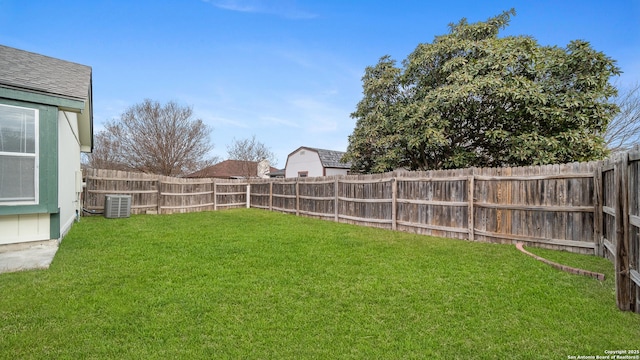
[58,111,82,239]
[325,168,349,177]
[0,214,50,245]
[285,149,324,178]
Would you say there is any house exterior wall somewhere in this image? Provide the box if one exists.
[0,213,50,245]
[285,148,324,178]
[0,45,92,247]
[0,97,59,245]
[58,111,82,238]
[325,168,349,177]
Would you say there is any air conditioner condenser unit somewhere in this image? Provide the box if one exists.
[104,195,131,218]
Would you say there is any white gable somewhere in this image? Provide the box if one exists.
[285,148,324,178]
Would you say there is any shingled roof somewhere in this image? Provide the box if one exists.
[0,45,92,101]
[185,160,279,179]
[0,45,93,152]
[299,147,351,169]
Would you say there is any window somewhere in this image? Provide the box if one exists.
[298,171,308,178]
[0,104,38,204]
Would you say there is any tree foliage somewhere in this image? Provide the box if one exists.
[344,9,620,173]
[85,99,216,176]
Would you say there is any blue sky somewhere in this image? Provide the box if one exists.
[1,0,639,167]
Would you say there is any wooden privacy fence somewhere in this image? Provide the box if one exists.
[84,163,601,254]
[250,163,600,255]
[83,149,639,312]
[83,169,251,215]
[599,149,640,312]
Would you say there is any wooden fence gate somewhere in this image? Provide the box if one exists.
[600,149,640,312]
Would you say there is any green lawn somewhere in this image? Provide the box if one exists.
[1,209,638,359]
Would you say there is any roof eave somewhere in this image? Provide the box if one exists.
[77,76,93,153]
[0,85,86,111]
[0,81,93,153]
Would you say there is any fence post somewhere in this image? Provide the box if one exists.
[631,149,640,313]
[213,179,217,211]
[594,164,604,257]
[156,178,162,215]
[246,183,251,209]
[391,178,397,231]
[468,174,475,241]
[295,179,300,216]
[334,178,339,222]
[269,181,273,211]
[615,153,632,311]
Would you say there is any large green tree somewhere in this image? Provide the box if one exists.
[344,9,620,173]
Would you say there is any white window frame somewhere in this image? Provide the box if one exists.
[0,103,39,205]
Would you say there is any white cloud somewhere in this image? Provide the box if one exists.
[260,115,301,128]
[210,116,250,128]
[93,98,131,126]
[204,0,318,19]
[286,96,346,134]
[193,106,250,129]
[272,48,315,69]
[206,0,259,13]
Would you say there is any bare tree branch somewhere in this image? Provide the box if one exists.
[227,135,276,163]
[84,99,217,176]
[605,82,640,152]
[226,135,277,178]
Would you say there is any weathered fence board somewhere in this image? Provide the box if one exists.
[158,178,214,214]
[84,169,246,214]
[249,182,271,210]
[84,169,160,214]
[596,148,640,312]
[625,149,640,312]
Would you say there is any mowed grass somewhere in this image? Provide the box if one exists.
[1,209,638,359]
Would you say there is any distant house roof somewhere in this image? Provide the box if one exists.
[268,169,285,178]
[0,45,93,151]
[0,45,92,102]
[290,147,351,169]
[185,160,279,179]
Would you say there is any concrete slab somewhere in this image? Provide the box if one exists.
[0,241,59,274]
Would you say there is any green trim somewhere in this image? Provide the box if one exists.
[50,211,60,239]
[0,87,85,112]
[40,105,59,213]
[0,205,51,216]
[0,99,58,217]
